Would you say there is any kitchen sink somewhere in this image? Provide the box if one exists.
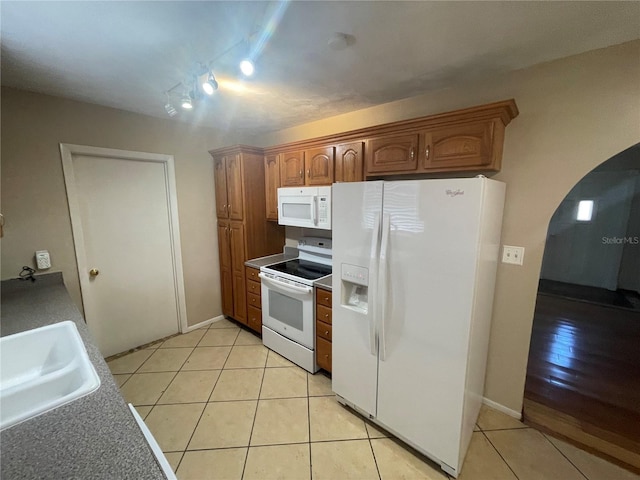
[0,321,101,430]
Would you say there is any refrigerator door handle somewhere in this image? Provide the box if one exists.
[368,212,381,356]
[378,213,391,361]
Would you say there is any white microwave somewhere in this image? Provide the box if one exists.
[277,186,332,230]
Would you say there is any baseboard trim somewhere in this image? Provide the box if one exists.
[483,397,522,420]
[185,315,225,332]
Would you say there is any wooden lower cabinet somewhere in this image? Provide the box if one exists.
[315,287,332,372]
[245,266,262,334]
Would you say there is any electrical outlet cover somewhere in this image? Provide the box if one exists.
[35,250,51,270]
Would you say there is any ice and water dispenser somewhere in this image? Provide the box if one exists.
[340,264,369,313]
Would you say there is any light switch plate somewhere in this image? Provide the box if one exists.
[502,245,525,265]
[35,250,51,270]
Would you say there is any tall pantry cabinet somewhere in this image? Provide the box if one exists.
[211,145,284,329]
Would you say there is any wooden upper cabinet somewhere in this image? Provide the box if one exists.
[264,100,517,180]
[280,151,305,187]
[213,156,229,218]
[225,154,244,220]
[264,154,280,221]
[365,134,420,175]
[335,142,364,183]
[422,121,495,170]
[305,146,334,185]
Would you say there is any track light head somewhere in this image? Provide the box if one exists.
[240,59,255,77]
[181,93,193,110]
[202,71,218,95]
[164,103,177,117]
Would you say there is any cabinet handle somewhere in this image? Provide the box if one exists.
[325,330,329,335]
[307,169,310,177]
[425,145,430,162]
[410,147,415,160]
[228,204,231,213]
[324,297,329,302]
[299,170,303,178]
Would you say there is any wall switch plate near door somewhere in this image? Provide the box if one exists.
[502,245,525,265]
[35,250,51,270]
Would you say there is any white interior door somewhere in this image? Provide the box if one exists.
[61,144,187,357]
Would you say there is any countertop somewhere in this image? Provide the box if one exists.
[244,250,298,269]
[314,275,333,291]
[0,273,166,480]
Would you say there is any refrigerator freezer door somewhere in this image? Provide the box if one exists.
[332,181,383,417]
[375,178,484,471]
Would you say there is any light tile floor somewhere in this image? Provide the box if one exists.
[108,319,639,480]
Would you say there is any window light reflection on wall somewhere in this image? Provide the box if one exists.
[576,200,594,222]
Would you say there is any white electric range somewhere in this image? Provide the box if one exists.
[259,237,332,373]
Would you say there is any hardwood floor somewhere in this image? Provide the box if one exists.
[523,289,640,472]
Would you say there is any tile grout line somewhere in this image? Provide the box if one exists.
[307,372,313,480]
[367,434,383,480]
[240,349,269,480]
[481,430,521,480]
[542,433,590,480]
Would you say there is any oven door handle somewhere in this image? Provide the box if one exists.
[259,273,313,295]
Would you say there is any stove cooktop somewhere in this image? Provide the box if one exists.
[265,259,332,281]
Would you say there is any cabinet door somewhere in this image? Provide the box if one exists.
[279,151,305,187]
[365,134,419,175]
[305,146,334,185]
[217,221,233,317]
[335,142,363,182]
[226,154,244,220]
[229,222,247,323]
[213,156,229,218]
[423,121,494,170]
[264,154,280,221]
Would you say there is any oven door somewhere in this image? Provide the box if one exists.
[260,274,314,349]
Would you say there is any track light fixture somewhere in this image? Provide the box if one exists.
[202,71,218,95]
[163,32,261,116]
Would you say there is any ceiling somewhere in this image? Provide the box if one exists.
[2,1,639,136]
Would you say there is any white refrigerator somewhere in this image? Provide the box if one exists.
[332,177,505,478]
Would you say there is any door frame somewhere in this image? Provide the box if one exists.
[60,143,188,334]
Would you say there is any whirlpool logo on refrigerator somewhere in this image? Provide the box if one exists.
[445,189,465,197]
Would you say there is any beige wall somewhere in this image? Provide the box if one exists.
[1,88,236,327]
[252,40,640,412]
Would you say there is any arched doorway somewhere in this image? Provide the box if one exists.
[523,143,640,472]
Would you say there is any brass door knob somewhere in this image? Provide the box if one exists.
[89,268,100,277]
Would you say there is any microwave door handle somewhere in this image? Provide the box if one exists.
[311,196,318,226]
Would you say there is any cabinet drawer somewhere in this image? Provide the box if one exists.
[316,336,332,373]
[316,304,332,325]
[316,289,332,308]
[247,292,262,309]
[247,279,261,296]
[247,305,262,333]
[245,266,260,282]
[316,320,332,342]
